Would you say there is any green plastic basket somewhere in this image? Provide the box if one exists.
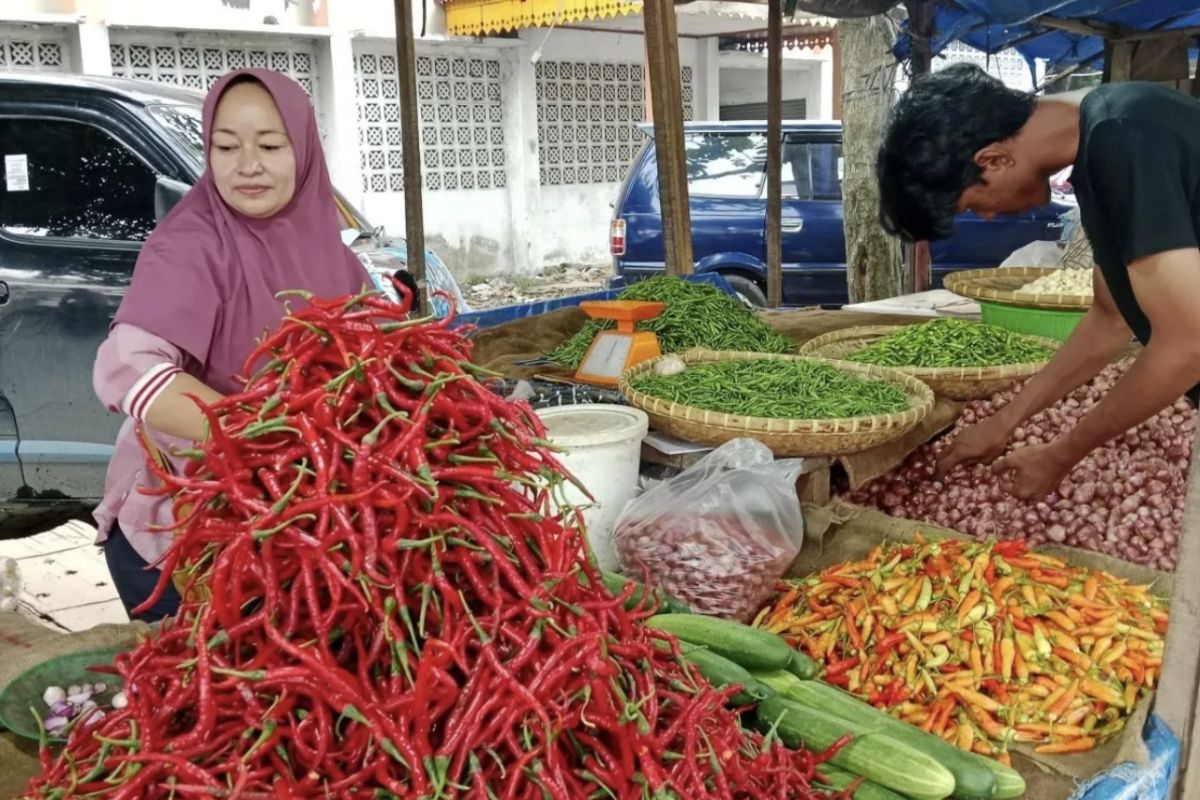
[0,646,126,743]
[978,299,1085,342]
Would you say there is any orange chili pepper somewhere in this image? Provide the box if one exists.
[1036,737,1096,755]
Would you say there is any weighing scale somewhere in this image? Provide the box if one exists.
[574,300,666,387]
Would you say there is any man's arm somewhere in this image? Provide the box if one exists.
[1056,247,1200,463]
[937,268,1129,475]
[990,267,1131,426]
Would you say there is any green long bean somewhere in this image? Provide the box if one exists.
[850,318,1054,368]
[547,277,795,368]
[630,359,909,419]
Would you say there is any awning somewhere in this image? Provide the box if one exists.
[893,0,1200,70]
[444,0,642,36]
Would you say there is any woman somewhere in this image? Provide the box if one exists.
[93,68,371,622]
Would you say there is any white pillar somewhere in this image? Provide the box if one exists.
[317,7,365,208]
[503,41,541,275]
[818,52,834,120]
[696,36,721,121]
[71,20,112,76]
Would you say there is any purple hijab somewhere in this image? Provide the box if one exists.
[114,68,367,394]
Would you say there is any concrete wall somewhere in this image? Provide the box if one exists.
[718,48,829,119]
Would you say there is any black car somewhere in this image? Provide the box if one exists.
[0,72,412,534]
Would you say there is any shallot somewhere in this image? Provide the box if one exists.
[844,360,1193,569]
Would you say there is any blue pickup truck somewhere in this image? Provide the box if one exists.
[609,121,1070,306]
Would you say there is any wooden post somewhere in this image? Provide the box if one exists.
[642,0,694,275]
[766,0,783,307]
[392,0,428,314]
[1158,450,1200,799]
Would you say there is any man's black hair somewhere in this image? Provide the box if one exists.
[876,63,1036,242]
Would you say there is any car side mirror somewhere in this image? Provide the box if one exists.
[154,177,192,223]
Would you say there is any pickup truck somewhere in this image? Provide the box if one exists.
[0,72,435,534]
[609,121,1070,306]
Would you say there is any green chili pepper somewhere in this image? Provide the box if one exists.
[629,358,909,419]
[547,276,795,367]
[850,318,1054,368]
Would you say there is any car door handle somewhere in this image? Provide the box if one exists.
[0,281,8,306]
[781,220,804,232]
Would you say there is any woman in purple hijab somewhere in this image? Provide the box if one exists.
[92,69,369,621]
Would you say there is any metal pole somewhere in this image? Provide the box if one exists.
[642,0,694,275]
[766,0,783,307]
[392,0,428,315]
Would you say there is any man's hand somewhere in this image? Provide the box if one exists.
[936,414,1012,478]
[992,443,1076,500]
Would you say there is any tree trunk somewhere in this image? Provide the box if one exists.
[840,15,903,303]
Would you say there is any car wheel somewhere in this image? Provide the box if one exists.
[721,274,768,309]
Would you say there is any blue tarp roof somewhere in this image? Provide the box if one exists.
[895,1,1200,72]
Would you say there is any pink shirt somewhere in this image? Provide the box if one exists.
[92,323,197,565]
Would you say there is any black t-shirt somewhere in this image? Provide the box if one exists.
[1071,82,1200,401]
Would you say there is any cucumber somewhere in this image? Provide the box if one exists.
[756,674,1005,800]
[678,647,773,706]
[600,572,691,614]
[815,764,914,800]
[645,614,792,671]
[758,695,955,800]
[784,649,818,680]
[763,695,950,800]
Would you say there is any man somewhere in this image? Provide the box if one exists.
[876,64,1200,500]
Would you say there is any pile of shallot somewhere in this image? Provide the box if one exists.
[844,360,1194,570]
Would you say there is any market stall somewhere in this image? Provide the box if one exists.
[3,268,1184,798]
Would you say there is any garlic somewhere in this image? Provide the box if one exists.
[1018,268,1093,296]
[653,355,686,377]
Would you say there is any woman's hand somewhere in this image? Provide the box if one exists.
[144,373,225,443]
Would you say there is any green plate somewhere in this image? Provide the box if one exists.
[0,646,127,743]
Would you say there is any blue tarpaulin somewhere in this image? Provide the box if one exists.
[894,0,1200,73]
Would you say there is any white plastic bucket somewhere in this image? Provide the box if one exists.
[534,404,649,571]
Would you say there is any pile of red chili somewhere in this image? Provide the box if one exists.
[22,287,849,799]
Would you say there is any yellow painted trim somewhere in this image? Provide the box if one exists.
[445,0,642,36]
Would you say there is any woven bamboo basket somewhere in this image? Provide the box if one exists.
[944,267,1093,310]
[619,350,934,457]
[797,325,1060,400]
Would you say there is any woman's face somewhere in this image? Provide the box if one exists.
[209,81,297,219]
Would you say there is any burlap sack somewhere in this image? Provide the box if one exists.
[0,613,146,798]
[794,501,1169,796]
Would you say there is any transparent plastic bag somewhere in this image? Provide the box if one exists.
[613,439,806,621]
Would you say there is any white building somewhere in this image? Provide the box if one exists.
[0,1,1029,277]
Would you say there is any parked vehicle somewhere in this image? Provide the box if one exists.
[609,121,1070,306]
[0,72,445,533]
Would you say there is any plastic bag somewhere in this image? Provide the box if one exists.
[613,439,807,621]
[1071,714,1180,800]
[1000,239,1064,268]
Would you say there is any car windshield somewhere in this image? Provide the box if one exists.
[145,102,371,237]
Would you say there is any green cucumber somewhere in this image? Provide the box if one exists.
[756,673,1007,800]
[758,695,954,800]
[600,572,691,614]
[784,649,818,680]
[678,647,772,706]
[645,613,791,671]
[815,764,914,800]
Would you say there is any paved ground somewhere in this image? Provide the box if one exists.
[0,521,125,632]
[463,264,611,309]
